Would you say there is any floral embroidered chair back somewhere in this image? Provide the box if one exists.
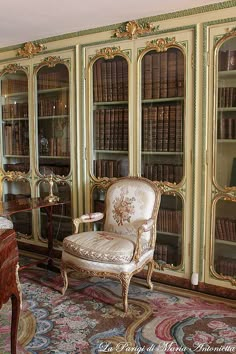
[104,178,158,245]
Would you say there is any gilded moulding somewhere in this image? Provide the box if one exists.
[94,46,124,60]
[210,193,236,286]
[4,171,28,182]
[17,41,46,58]
[145,37,177,52]
[113,20,158,40]
[0,63,28,75]
[35,55,70,70]
[214,26,236,47]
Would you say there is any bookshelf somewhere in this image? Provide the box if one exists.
[85,32,193,272]
[92,56,129,181]
[141,48,184,267]
[0,53,74,247]
[208,32,236,286]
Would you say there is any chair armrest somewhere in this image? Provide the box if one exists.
[132,218,154,262]
[73,212,104,233]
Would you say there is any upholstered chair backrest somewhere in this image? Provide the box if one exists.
[104,177,160,244]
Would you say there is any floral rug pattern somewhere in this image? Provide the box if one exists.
[0,267,236,353]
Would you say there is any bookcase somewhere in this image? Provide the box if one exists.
[84,29,194,280]
[205,23,236,289]
[0,50,75,250]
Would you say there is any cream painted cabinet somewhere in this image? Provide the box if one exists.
[0,49,76,250]
[205,22,236,290]
[83,28,194,282]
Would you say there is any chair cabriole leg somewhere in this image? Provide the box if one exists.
[120,273,131,313]
[146,260,154,290]
[61,262,68,295]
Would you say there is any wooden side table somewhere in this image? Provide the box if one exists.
[0,229,21,354]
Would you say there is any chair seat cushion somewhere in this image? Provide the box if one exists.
[63,231,148,265]
[0,217,13,229]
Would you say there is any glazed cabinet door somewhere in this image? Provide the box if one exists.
[84,42,133,220]
[135,30,194,279]
[0,49,75,247]
[206,23,236,289]
[0,62,32,236]
[33,54,73,243]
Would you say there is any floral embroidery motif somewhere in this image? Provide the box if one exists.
[97,232,115,240]
[112,190,135,226]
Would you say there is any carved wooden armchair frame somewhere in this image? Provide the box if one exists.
[60,176,161,312]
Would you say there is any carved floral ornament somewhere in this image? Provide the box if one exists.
[94,46,124,60]
[17,41,46,58]
[215,26,236,47]
[113,20,158,40]
[145,37,177,52]
[0,63,27,76]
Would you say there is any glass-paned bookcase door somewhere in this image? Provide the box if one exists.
[36,63,70,177]
[3,180,32,237]
[155,194,183,267]
[1,69,29,174]
[214,198,236,280]
[140,47,185,267]
[39,180,72,243]
[141,49,184,183]
[216,37,236,189]
[212,35,236,282]
[92,56,129,179]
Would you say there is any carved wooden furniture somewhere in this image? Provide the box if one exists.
[0,197,69,270]
[61,176,161,312]
[0,229,21,354]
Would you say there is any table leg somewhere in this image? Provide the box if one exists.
[11,292,20,354]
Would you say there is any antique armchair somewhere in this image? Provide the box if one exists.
[61,176,161,312]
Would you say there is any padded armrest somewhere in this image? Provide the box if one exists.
[73,212,104,233]
[138,218,154,232]
[132,218,155,262]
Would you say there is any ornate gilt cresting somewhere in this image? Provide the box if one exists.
[17,41,46,58]
[60,176,162,312]
[0,63,28,76]
[34,56,70,74]
[113,20,158,39]
[145,37,177,52]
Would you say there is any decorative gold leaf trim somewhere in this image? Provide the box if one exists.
[0,63,27,76]
[113,20,158,40]
[34,56,69,72]
[4,171,27,181]
[210,265,236,286]
[146,37,177,52]
[95,46,123,60]
[17,41,46,58]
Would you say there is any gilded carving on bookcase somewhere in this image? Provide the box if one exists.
[214,27,236,47]
[0,63,28,76]
[155,181,186,195]
[35,56,70,71]
[17,41,46,58]
[4,171,27,182]
[113,20,158,40]
[210,265,236,286]
[90,176,114,190]
[93,47,124,60]
[145,37,177,52]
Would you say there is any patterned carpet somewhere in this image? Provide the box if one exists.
[0,267,236,354]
